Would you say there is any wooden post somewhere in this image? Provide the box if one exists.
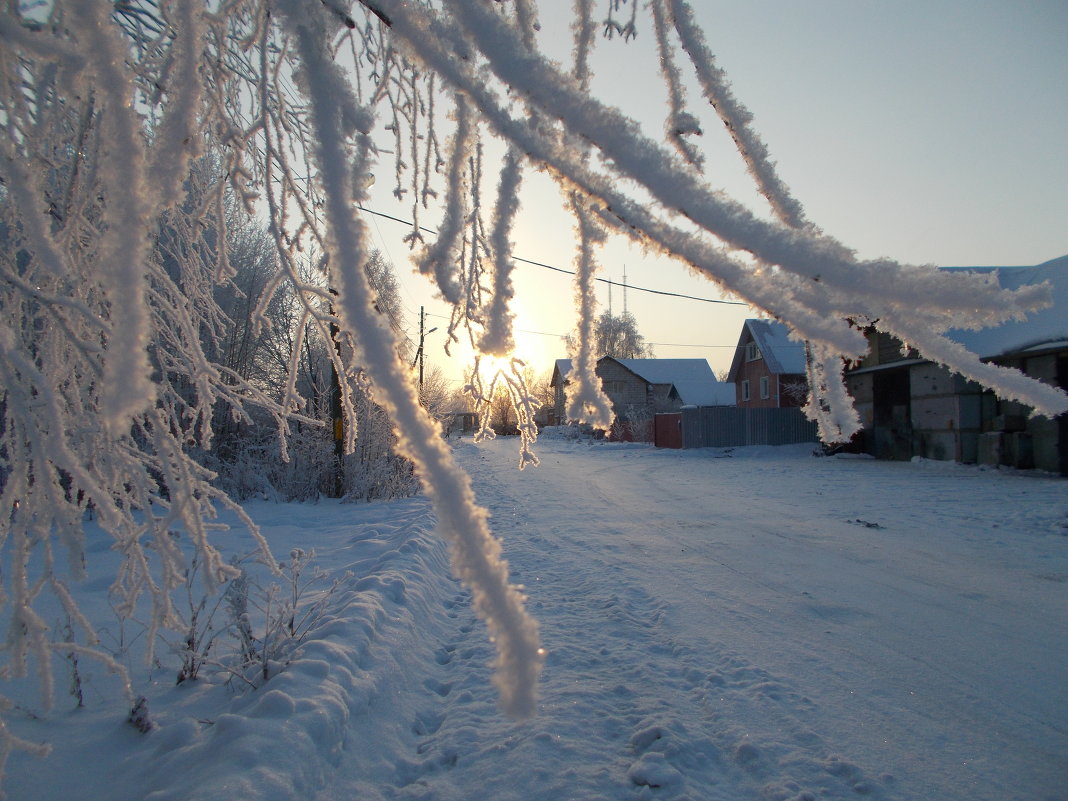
[329,296,344,498]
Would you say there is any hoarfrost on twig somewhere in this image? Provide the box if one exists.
[1,3,1065,777]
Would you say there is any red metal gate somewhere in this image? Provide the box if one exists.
[654,413,683,449]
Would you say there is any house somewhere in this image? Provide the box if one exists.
[844,255,1068,474]
[550,356,731,440]
[726,319,808,408]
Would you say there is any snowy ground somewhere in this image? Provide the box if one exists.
[6,433,1068,801]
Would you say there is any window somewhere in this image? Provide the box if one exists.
[741,379,750,401]
[745,341,760,361]
[759,376,770,399]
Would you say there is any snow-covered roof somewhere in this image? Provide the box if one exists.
[697,382,738,406]
[552,357,732,406]
[718,256,1068,379]
[727,319,807,381]
[944,255,1068,359]
[615,358,726,406]
[552,358,573,385]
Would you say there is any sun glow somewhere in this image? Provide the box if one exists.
[457,347,542,469]
[473,352,523,384]
[450,321,552,388]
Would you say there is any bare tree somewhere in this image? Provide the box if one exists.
[526,368,557,417]
[487,381,519,435]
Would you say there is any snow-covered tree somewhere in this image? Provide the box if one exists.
[598,311,653,360]
[568,310,654,360]
[527,368,557,418]
[419,364,454,422]
[2,2,1066,774]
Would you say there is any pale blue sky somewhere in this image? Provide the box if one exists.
[359,1,1068,386]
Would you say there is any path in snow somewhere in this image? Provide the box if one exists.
[319,435,1068,801]
[10,436,1064,801]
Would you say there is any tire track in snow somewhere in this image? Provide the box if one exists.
[388,439,894,801]
[631,452,1068,795]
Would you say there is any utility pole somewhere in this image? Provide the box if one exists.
[412,306,438,391]
[329,293,344,498]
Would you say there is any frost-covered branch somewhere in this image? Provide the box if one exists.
[376,0,1066,421]
[565,196,615,428]
[416,93,471,304]
[665,0,808,229]
[478,147,524,357]
[649,0,704,169]
[274,0,544,717]
[0,1,279,737]
[2,2,1065,782]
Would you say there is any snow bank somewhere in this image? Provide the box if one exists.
[6,498,459,801]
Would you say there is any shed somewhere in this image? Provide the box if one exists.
[845,255,1068,473]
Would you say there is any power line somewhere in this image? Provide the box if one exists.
[421,311,803,351]
[356,204,749,307]
[648,340,804,349]
[649,341,745,348]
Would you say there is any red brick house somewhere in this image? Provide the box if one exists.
[726,319,808,408]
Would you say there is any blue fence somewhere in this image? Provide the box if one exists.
[669,406,819,449]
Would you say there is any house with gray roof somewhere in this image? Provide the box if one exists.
[550,356,732,440]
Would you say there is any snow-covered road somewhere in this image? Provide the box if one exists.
[8,435,1067,801]
[324,435,1068,801]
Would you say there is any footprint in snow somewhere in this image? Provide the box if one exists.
[423,678,453,698]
